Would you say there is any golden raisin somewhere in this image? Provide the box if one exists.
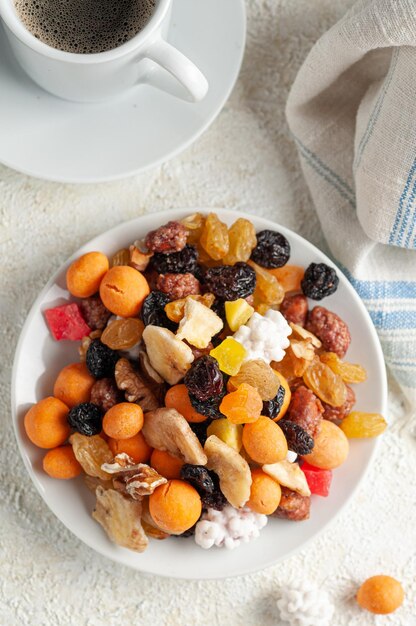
[101,318,144,350]
[303,357,348,407]
[248,260,285,306]
[200,213,230,261]
[320,352,367,384]
[222,218,257,264]
[340,412,387,438]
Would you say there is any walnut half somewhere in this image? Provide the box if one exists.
[115,358,160,411]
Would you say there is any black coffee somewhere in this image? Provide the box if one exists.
[14,0,156,54]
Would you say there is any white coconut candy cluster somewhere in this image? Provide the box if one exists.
[276,581,334,626]
[233,309,292,364]
[194,505,268,550]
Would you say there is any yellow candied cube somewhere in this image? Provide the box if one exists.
[207,419,243,451]
[225,298,254,332]
[210,337,247,375]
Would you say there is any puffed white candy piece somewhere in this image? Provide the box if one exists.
[194,505,267,550]
[276,581,334,626]
[233,309,291,364]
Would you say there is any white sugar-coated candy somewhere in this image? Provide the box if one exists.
[233,309,292,364]
[194,505,268,550]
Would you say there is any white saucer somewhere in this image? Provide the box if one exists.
[0,0,245,183]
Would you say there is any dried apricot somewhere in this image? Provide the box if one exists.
[220,383,263,424]
[101,318,144,350]
[268,265,304,292]
[222,218,257,264]
[340,412,387,438]
[320,352,367,384]
[200,213,229,260]
[303,357,348,407]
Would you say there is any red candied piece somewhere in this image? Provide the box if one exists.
[45,303,91,341]
[301,461,332,497]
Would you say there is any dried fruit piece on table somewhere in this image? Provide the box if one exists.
[165,293,215,323]
[262,459,311,497]
[356,575,404,615]
[320,352,367,383]
[66,251,109,298]
[225,298,254,332]
[301,262,339,300]
[303,357,348,407]
[199,212,230,260]
[322,385,356,422]
[115,358,160,410]
[272,487,310,521]
[145,220,187,253]
[242,416,288,464]
[80,296,112,330]
[129,245,152,272]
[204,262,256,300]
[86,339,119,379]
[279,420,314,455]
[101,318,144,351]
[204,435,252,508]
[268,265,304,292]
[111,248,130,268]
[300,462,332,497]
[248,260,285,306]
[70,432,113,480]
[184,355,224,401]
[302,420,349,469]
[176,298,223,349]
[68,402,103,436]
[93,486,148,552]
[247,468,282,515]
[233,310,292,364]
[206,419,243,451]
[45,303,91,341]
[220,383,263,424]
[222,218,257,264]
[142,407,207,465]
[150,244,199,275]
[141,290,176,331]
[142,325,194,385]
[251,229,291,268]
[181,213,206,245]
[165,384,207,423]
[209,337,247,376]
[156,272,201,301]
[279,293,308,327]
[340,411,387,438]
[306,306,351,358]
[286,385,323,437]
[228,360,279,401]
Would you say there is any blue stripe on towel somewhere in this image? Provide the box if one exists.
[389,156,416,247]
[368,309,416,330]
[339,265,416,299]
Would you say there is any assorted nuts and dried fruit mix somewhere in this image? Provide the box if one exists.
[24,213,387,552]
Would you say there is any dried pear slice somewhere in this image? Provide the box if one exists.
[204,435,252,508]
[92,486,148,552]
[142,408,207,466]
[176,298,223,349]
[70,433,113,481]
[142,325,194,385]
[262,459,311,497]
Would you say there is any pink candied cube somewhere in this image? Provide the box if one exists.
[44,302,91,341]
[301,462,333,497]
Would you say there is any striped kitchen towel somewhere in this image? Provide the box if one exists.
[286,0,416,404]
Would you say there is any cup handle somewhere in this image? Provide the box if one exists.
[145,38,208,102]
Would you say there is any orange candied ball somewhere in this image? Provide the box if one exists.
[165,384,206,423]
[247,468,281,515]
[99,266,150,317]
[108,432,152,463]
[149,479,202,534]
[150,449,184,480]
[220,383,263,424]
[42,445,82,479]
[272,371,291,421]
[24,397,70,449]
[242,415,288,464]
[357,575,404,615]
[102,402,143,440]
[66,251,109,298]
[53,362,95,408]
[302,420,349,469]
[268,265,304,292]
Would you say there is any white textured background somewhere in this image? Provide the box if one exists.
[1,1,416,625]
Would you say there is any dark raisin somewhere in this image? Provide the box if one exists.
[68,402,103,436]
[262,385,285,419]
[251,230,291,268]
[184,356,224,401]
[204,262,256,300]
[301,263,339,300]
[189,419,211,446]
[189,394,225,420]
[80,296,111,330]
[203,471,227,510]
[140,291,177,331]
[150,245,199,275]
[211,299,226,324]
[180,464,215,495]
[279,420,314,455]
[86,339,118,379]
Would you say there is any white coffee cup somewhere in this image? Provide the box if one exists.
[0,0,209,103]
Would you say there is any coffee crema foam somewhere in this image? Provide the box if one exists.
[14,0,156,54]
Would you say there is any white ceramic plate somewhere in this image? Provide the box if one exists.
[0,0,245,183]
[12,209,388,579]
